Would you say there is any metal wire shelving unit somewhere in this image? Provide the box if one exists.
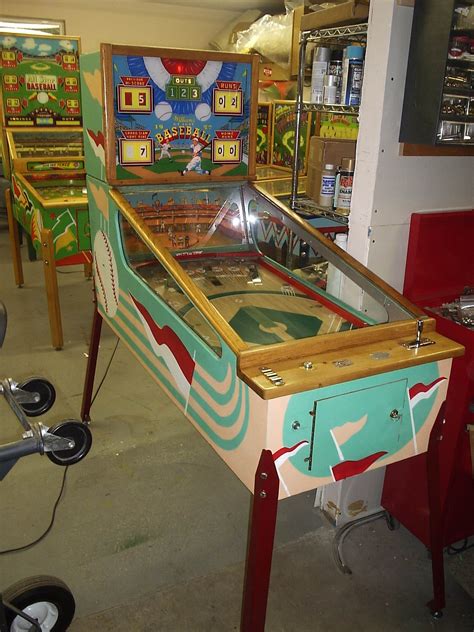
[290,22,369,223]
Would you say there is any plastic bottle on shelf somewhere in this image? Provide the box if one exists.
[310,47,331,104]
[326,233,348,299]
[319,163,336,208]
[341,45,365,106]
[334,157,355,216]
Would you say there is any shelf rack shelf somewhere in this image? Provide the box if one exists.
[443,88,474,97]
[290,22,368,218]
[302,102,360,115]
[451,28,474,35]
[446,58,474,69]
[291,196,349,224]
[440,114,474,123]
[304,23,368,42]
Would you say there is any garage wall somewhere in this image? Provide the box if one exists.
[1,0,242,52]
[349,0,474,295]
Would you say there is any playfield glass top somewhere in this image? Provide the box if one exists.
[118,183,417,350]
[10,131,83,158]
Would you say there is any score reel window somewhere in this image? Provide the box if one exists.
[119,214,223,357]
[211,138,242,164]
[166,76,201,101]
[212,88,243,116]
[117,85,153,113]
[118,138,154,166]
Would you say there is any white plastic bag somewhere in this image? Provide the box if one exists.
[233,12,294,66]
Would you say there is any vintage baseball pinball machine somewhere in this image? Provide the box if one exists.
[0,33,91,350]
[79,43,464,629]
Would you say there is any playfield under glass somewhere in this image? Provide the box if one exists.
[117,182,417,349]
[24,173,87,203]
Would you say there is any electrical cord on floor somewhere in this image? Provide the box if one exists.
[447,538,474,556]
[90,337,120,407]
[0,466,69,555]
[0,338,119,555]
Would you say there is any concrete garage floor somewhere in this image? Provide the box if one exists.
[0,219,472,631]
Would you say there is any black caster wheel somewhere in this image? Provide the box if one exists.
[385,512,400,531]
[3,575,75,631]
[18,378,56,417]
[431,610,443,619]
[46,420,92,466]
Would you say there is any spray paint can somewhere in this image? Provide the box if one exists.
[334,157,355,216]
[328,49,343,103]
[341,45,365,106]
[323,75,339,105]
[310,47,331,104]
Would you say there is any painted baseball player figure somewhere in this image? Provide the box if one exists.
[159,140,172,161]
[180,137,210,175]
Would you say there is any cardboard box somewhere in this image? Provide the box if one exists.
[308,137,356,170]
[314,468,385,527]
[306,137,357,203]
[301,0,369,31]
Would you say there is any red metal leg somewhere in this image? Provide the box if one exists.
[81,302,103,422]
[426,401,447,616]
[241,449,279,632]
